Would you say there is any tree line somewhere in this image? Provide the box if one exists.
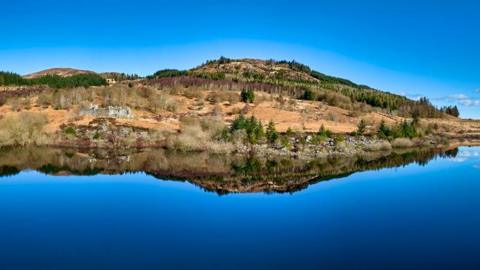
[147,69,188,79]
[440,105,460,117]
[0,72,28,85]
[0,71,107,89]
[103,72,140,81]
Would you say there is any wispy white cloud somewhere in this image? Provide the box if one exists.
[438,93,480,107]
[451,94,469,99]
[461,100,480,106]
[451,150,480,163]
[459,150,480,158]
[406,94,423,101]
[450,157,467,163]
[397,92,423,101]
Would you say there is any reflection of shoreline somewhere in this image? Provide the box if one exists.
[0,146,460,194]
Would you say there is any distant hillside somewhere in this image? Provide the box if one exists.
[149,57,446,118]
[0,70,107,89]
[24,68,96,79]
[0,58,456,118]
[191,58,371,89]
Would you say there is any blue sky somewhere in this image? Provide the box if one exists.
[1,0,479,118]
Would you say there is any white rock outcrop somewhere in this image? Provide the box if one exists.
[80,104,133,119]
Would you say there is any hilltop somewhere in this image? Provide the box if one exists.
[24,68,96,79]
[0,57,478,157]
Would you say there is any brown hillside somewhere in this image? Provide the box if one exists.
[24,68,96,79]
[191,58,320,83]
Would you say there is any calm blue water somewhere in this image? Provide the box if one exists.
[1,147,479,270]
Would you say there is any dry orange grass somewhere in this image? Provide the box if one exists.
[1,87,479,140]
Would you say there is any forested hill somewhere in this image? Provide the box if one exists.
[149,57,458,118]
[1,58,459,118]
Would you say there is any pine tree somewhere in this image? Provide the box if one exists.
[357,119,367,135]
[318,124,332,138]
[240,89,255,103]
[266,121,279,144]
[377,120,391,139]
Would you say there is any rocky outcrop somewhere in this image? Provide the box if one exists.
[80,104,133,119]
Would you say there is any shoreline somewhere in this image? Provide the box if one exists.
[5,135,479,162]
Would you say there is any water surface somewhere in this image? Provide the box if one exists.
[0,147,479,269]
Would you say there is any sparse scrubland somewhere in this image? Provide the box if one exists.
[1,58,479,159]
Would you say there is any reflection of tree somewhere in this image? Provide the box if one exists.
[0,146,460,194]
[37,164,101,176]
[0,166,20,177]
[443,148,459,158]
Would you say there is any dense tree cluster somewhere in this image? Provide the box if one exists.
[264,59,370,88]
[398,97,444,118]
[311,70,369,89]
[0,72,28,85]
[103,73,140,81]
[340,87,407,111]
[275,60,312,73]
[440,105,460,117]
[376,120,418,139]
[29,74,107,89]
[147,69,187,79]
[0,71,107,89]
[230,115,265,144]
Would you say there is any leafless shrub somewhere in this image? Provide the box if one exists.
[391,138,414,148]
[363,140,392,152]
[166,116,232,153]
[183,88,203,99]
[0,112,48,146]
[206,91,239,104]
[37,93,52,108]
[149,94,178,113]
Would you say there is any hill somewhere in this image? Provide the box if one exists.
[151,57,446,118]
[24,68,96,79]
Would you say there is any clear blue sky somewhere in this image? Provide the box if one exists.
[1,0,479,118]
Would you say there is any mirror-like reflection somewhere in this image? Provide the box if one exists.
[0,146,459,194]
[1,147,478,270]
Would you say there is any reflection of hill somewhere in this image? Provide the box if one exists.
[0,147,458,194]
